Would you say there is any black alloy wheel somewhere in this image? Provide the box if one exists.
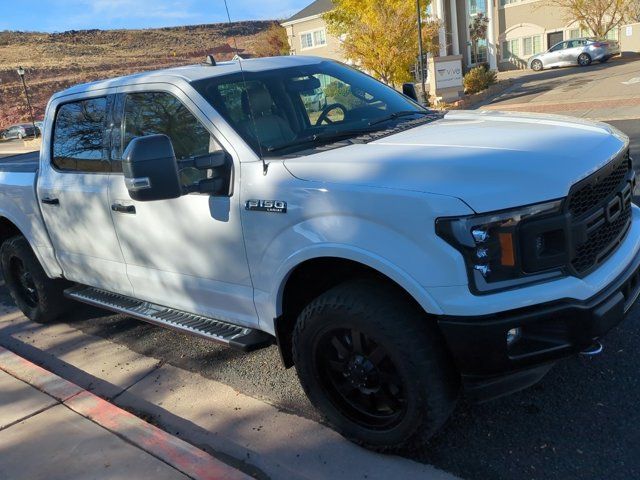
[9,256,38,307]
[315,327,407,430]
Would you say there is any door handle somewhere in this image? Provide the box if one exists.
[41,197,60,205]
[111,203,136,214]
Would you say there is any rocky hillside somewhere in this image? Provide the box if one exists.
[0,21,281,129]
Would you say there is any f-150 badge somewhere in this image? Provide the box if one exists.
[245,200,287,213]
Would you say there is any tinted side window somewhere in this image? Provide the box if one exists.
[53,98,108,172]
[122,92,222,187]
[123,92,215,160]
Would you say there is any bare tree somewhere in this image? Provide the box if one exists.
[549,0,635,38]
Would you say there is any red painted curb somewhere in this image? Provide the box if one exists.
[0,347,83,401]
[0,346,252,480]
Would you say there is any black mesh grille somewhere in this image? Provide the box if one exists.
[571,205,632,273]
[568,150,633,275]
[568,153,630,218]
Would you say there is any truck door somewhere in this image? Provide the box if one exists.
[108,85,258,328]
[37,93,132,295]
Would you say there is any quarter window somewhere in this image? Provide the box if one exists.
[52,97,108,172]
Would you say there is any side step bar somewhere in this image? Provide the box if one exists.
[64,286,274,352]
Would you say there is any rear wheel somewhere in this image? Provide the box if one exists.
[292,280,459,451]
[531,59,543,71]
[578,53,592,66]
[1,236,71,323]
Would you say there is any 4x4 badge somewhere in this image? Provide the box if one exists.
[245,200,287,213]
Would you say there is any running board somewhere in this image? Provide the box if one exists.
[64,286,274,352]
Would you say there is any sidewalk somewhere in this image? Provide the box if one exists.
[0,346,252,480]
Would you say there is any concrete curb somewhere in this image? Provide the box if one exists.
[0,346,253,480]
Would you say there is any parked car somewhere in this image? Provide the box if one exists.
[529,37,621,71]
[0,124,37,140]
[0,56,636,452]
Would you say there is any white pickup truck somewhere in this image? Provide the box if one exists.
[0,56,637,451]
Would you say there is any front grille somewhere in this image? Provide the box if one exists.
[568,153,630,217]
[567,150,634,276]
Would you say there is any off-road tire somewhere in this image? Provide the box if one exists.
[292,280,459,452]
[1,235,70,323]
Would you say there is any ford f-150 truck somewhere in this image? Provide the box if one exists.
[0,56,637,451]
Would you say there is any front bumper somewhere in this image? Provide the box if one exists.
[438,243,640,402]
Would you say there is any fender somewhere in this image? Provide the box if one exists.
[252,243,445,335]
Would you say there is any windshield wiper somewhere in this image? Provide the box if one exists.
[266,128,381,154]
[368,110,431,127]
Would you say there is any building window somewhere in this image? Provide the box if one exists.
[499,0,520,6]
[300,29,327,50]
[568,28,580,39]
[522,35,542,56]
[605,28,619,40]
[502,39,520,60]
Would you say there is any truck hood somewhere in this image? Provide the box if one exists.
[283,110,629,213]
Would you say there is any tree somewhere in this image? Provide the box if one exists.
[547,0,635,38]
[254,23,290,57]
[468,13,488,67]
[324,0,440,88]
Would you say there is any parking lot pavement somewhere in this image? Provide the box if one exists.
[482,56,640,121]
[0,139,38,158]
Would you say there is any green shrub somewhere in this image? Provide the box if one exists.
[463,66,497,94]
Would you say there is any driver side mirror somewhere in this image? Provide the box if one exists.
[122,134,182,202]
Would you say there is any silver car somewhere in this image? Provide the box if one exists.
[528,37,620,71]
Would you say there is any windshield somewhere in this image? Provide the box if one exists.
[192,61,425,156]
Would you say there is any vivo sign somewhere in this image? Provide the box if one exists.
[435,60,463,89]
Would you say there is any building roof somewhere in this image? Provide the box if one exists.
[52,56,325,99]
[283,0,334,24]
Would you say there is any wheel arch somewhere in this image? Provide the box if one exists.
[0,213,62,278]
[273,249,443,368]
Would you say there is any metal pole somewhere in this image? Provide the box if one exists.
[416,0,427,105]
[17,68,37,137]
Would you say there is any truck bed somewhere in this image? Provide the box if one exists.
[0,151,39,173]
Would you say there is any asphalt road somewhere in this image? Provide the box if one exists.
[0,120,638,480]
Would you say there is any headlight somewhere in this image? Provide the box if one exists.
[436,200,567,293]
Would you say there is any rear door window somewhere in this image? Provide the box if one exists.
[52,97,108,172]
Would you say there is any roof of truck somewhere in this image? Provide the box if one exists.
[53,56,325,98]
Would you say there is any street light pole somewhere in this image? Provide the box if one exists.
[16,66,38,138]
[416,0,427,105]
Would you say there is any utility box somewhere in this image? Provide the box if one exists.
[621,23,640,55]
[428,55,464,104]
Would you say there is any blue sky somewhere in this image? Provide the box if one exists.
[0,0,311,32]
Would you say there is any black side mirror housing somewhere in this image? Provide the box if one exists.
[122,134,182,202]
[402,82,419,102]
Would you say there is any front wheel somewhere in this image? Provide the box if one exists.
[0,236,71,323]
[292,280,459,451]
[578,53,592,66]
[531,59,543,71]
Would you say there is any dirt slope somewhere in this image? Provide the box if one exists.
[0,21,277,129]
